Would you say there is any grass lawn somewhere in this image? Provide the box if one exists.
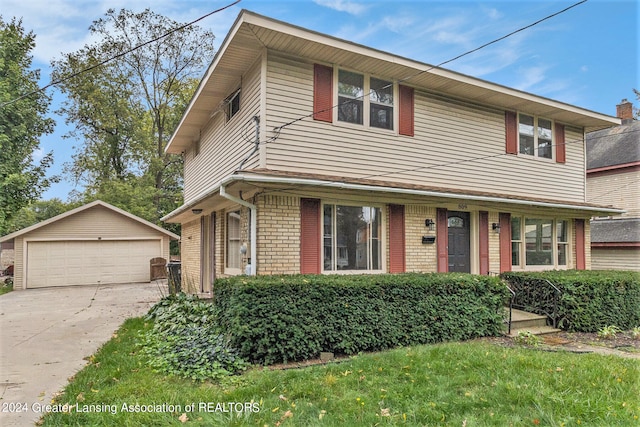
[0,280,12,295]
[41,318,639,427]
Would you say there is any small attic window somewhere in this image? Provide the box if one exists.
[225,88,241,121]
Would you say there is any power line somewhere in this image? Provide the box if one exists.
[270,0,588,138]
[357,127,638,181]
[0,0,241,108]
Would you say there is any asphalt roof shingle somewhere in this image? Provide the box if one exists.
[586,120,640,170]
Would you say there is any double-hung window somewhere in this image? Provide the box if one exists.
[226,210,241,270]
[323,204,382,271]
[518,114,553,159]
[338,69,394,130]
[511,217,569,269]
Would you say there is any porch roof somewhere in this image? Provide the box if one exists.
[162,169,624,223]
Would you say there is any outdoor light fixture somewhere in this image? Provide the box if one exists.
[492,223,501,233]
[192,208,203,215]
[425,218,435,231]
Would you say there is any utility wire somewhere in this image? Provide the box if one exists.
[271,0,588,136]
[0,0,241,108]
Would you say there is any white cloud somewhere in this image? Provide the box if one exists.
[32,148,45,162]
[513,65,549,92]
[313,0,367,16]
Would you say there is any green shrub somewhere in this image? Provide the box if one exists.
[215,273,508,365]
[140,293,248,380]
[501,270,640,332]
[514,330,542,347]
[597,325,621,340]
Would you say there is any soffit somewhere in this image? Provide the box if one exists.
[166,10,620,154]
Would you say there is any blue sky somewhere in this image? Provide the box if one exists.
[3,0,638,201]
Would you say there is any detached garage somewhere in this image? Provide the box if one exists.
[0,201,179,290]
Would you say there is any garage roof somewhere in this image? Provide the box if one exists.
[0,200,180,243]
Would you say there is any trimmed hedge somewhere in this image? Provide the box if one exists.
[214,273,508,365]
[501,270,640,332]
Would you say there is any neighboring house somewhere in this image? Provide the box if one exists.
[161,10,623,293]
[0,200,180,290]
[587,99,640,271]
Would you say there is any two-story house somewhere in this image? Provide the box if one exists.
[161,10,622,293]
[587,99,639,271]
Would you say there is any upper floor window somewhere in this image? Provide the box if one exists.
[518,114,553,159]
[314,64,413,136]
[225,89,241,121]
[337,69,394,130]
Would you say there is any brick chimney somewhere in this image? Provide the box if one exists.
[616,99,634,124]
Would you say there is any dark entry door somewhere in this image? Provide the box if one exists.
[448,211,470,273]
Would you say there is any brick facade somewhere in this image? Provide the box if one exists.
[404,205,437,273]
[256,195,301,275]
[180,196,593,290]
[180,218,201,293]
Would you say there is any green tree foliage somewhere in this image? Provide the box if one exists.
[0,17,55,235]
[51,9,214,224]
[5,198,76,233]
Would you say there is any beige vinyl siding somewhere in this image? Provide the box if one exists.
[11,205,172,290]
[592,248,640,271]
[587,169,639,217]
[264,53,586,203]
[14,238,24,290]
[21,206,165,240]
[183,56,262,204]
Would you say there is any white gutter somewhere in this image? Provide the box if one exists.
[220,184,257,276]
[228,173,625,214]
[162,172,624,222]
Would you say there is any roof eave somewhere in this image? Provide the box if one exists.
[165,9,620,155]
[161,172,625,223]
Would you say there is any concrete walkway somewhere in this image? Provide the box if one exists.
[0,282,164,426]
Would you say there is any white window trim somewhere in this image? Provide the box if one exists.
[321,201,386,274]
[224,210,242,276]
[333,66,398,134]
[511,216,571,271]
[517,113,555,161]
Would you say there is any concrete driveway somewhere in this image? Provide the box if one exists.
[0,282,164,426]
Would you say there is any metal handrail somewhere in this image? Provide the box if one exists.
[506,277,562,329]
[505,284,516,335]
[542,279,561,328]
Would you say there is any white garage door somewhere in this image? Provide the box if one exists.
[26,240,161,288]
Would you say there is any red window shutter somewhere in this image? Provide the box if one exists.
[388,204,406,273]
[436,208,448,272]
[505,111,518,154]
[399,85,414,137]
[499,212,512,273]
[300,198,321,274]
[555,123,566,163]
[313,64,333,123]
[479,211,489,275]
[575,219,586,270]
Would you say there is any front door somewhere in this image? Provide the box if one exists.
[447,211,470,273]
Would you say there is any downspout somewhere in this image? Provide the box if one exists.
[220,185,257,276]
[219,115,260,275]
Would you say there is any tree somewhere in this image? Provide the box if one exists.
[0,17,55,235]
[51,9,215,223]
[5,198,75,233]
